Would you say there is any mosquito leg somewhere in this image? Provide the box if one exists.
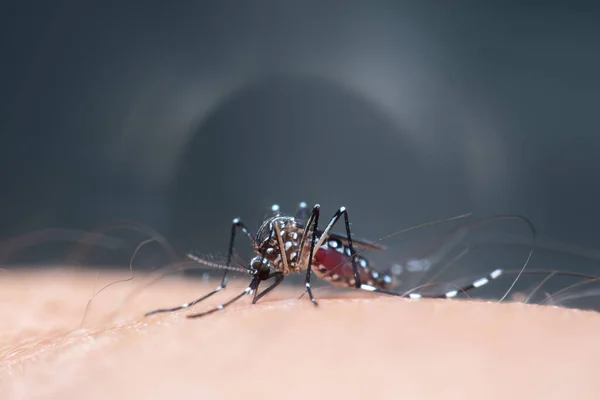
[144,287,227,316]
[367,268,600,302]
[297,205,363,303]
[359,268,504,299]
[302,204,322,306]
[379,214,536,302]
[219,218,253,284]
[314,206,362,289]
[252,271,285,304]
[187,277,260,319]
[144,218,253,317]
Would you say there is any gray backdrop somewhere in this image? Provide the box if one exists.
[1,2,599,293]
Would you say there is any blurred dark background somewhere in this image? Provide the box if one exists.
[1,2,599,286]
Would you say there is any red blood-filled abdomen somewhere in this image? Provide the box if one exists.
[314,247,372,283]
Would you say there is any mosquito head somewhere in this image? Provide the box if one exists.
[249,256,272,280]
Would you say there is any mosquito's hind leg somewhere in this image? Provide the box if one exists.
[365,214,536,303]
[359,268,504,299]
[144,218,254,317]
[298,205,363,305]
[144,284,227,316]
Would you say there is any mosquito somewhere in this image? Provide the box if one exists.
[144,202,555,319]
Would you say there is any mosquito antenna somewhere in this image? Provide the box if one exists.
[80,237,154,328]
[187,252,255,275]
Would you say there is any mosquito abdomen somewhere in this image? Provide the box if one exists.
[313,242,395,289]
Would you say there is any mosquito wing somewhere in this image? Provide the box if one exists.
[294,222,386,251]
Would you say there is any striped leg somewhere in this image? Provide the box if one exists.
[145,218,253,317]
[359,268,504,299]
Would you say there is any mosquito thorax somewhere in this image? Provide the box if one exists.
[253,215,305,274]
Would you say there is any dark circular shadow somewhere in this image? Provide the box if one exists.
[169,74,472,255]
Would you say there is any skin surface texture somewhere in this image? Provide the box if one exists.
[1,269,599,400]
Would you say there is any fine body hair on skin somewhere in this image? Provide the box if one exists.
[1,270,600,400]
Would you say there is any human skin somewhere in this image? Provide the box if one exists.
[1,268,600,400]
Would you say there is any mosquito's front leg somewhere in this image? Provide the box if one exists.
[144,218,254,317]
[187,276,261,319]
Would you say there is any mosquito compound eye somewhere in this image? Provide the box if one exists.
[249,256,271,272]
[249,256,262,270]
[247,256,271,280]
